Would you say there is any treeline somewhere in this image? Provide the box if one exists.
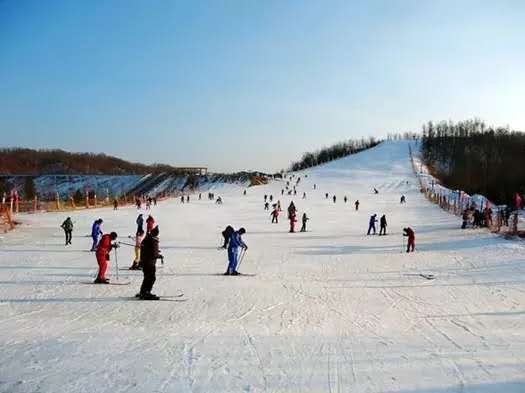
[421,119,525,204]
[289,137,381,171]
[0,148,178,175]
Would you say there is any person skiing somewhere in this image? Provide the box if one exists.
[146,215,156,234]
[344,196,348,203]
[300,213,309,232]
[199,193,202,200]
[269,195,273,202]
[113,199,118,210]
[264,201,270,210]
[90,219,103,251]
[277,200,281,211]
[302,192,306,199]
[186,195,190,203]
[225,228,247,275]
[355,200,360,211]
[403,227,415,252]
[400,195,406,204]
[138,226,161,299]
[136,214,144,235]
[289,210,297,233]
[181,195,185,203]
[243,190,247,196]
[94,231,118,284]
[367,214,377,235]
[287,201,296,219]
[379,214,387,235]
[221,225,235,249]
[129,229,145,270]
[60,217,73,246]
[264,194,268,202]
[271,207,279,223]
[325,193,329,199]
[313,184,316,190]
[373,188,379,194]
[333,195,336,203]
[216,196,223,204]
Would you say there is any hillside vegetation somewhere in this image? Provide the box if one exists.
[421,119,525,204]
[0,148,179,175]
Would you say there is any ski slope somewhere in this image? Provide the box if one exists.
[1,141,524,393]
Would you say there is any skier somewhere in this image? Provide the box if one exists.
[302,192,306,199]
[355,200,360,211]
[269,195,273,202]
[243,190,247,196]
[344,196,347,203]
[373,188,379,194]
[225,228,247,275]
[181,195,185,203]
[400,195,406,204]
[113,199,118,210]
[129,228,145,270]
[199,193,202,200]
[90,219,103,251]
[379,214,387,235]
[333,195,336,203]
[264,194,268,202]
[186,195,189,203]
[264,201,270,210]
[271,207,279,223]
[277,200,281,211]
[94,231,118,284]
[216,196,223,204]
[367,214,377,235]
[153,197,157,206]
[60,217,73,246]
[281,189,284,195]
[221,225,235,249]
[403,227,415,252]
[289,210,297,233]
[138,226,161,299]
[287,201,296,219]
[325,193,329,199]
[300,213,309,232]
[146,215,156,234]
[136,214,144,235]
[314,184,316,190]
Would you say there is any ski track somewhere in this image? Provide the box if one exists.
[0,140,524,392]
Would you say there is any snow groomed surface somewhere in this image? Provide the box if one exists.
[0,141,523,392]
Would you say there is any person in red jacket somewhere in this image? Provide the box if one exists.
[270,207,279,223]
[289,211,297,233]
[403,227,415,253]
[94,232,118,283]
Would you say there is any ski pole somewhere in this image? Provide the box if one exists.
[237,248,247,269]
[114,246,119,281]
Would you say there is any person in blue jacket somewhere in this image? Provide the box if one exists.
[225,228,248,276]
[90,218,103,251]
[367,214,377,235]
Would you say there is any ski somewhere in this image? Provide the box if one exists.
[403,273,435,280]
[82,281,131,285]
[135,293,183,298]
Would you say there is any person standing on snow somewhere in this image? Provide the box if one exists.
[355,200,360,211]
[94,231,118,283]
[303,192,306,199]
[264,201,270,210]
[379,214,387,235]
[333,195,337,203]
[60,217,73,246]
[269,195,273,202]
[271,207,279,223]
[138,226,161,299]
[325,193,329,199]
[367,214,378,235]
[225,228,247,276]
[403,227,415,252]
[90,219,103,251]
[113,199,118,210]
[129,229,145,270]
[400,195,406,204]
[344,196,348,203]
[300,213,309,232]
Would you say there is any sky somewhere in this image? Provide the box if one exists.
[1,0,524,172]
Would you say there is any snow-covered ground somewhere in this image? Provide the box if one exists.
[1,141,524,393]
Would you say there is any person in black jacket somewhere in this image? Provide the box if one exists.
[379,214,387,235]
[221,225,235,249]
[138,226,161,300]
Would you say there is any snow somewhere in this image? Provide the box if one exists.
[1,141,524,392]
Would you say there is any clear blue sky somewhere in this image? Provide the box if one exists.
[1,1,524,172]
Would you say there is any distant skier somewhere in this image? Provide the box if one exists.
[325,193,329,199]
[94,231,118,284]
[302,192,306,199]
[333,195,336,203]
[287,201,296,218]
[344,196,347,203]
[129,229,145,270]
[264,194,268,202]
[138,226,161,299]
[373,188,379,194]
[181,195,185,203]
[264,202,270,210]
[300,213,309,232]
[269,195,273,202]
[221,225,235,249]
[243,190,247,196]
[113,199,118,210]
[186,195,189,203]
[199,193,202,200]
[225,228,247,276]
[367,214,377,235]
[271,207,279,223]
[400,195,406,204]
[60,217,73,246]
[90,219,103,251]
[136,214,144,235]
[403,227,415,252]
[216,196,223,204]
[153,197,157,206]
[277,200,282,211]
[379,214,387,235]
[313,184,316,190]
[355,200,360,211]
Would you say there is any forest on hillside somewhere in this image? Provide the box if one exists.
[421,119,525,204]
[289,137,381,172]
[0,148,178,175]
